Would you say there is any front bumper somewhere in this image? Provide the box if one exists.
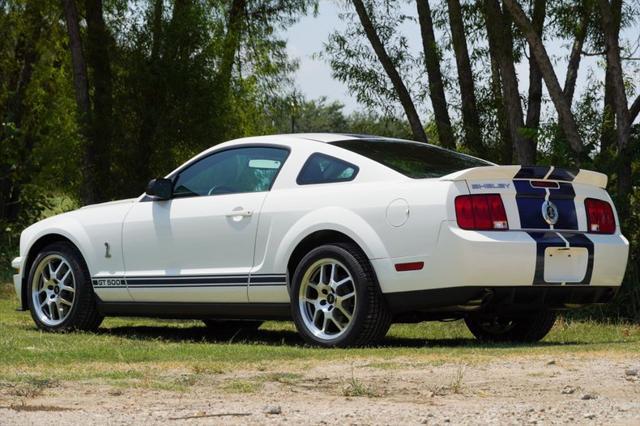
[372,221,629,308]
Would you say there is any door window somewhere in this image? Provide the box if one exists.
[173,146,289,198]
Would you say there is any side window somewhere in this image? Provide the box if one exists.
[173,146,289,198]
[296,153,359,185]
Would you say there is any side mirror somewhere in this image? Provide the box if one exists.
[146,178,173,200]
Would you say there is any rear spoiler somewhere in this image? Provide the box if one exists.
[441,166,608,188]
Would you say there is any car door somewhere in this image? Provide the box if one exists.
[122,145,290,303]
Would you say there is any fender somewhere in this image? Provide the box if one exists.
[21,216,97,277]
[272,206,390,274]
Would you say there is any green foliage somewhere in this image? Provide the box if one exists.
[0,1,82,278]
[323,0,424,117]
[268,96,413,139]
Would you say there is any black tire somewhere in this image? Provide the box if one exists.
[27,242,103,332]
[464,311,557,343]
[202,320,263,332]
[290,243,392,348]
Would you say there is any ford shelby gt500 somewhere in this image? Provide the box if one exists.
[11,134,629,347]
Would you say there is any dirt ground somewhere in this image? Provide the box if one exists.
[1,354,639,425]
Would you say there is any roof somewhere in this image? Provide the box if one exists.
[282,133,393,143]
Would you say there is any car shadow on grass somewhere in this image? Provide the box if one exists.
[97,324,591,349]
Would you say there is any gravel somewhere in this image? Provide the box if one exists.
[1,355,639,425]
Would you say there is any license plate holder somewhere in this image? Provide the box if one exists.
[543,247,588,283]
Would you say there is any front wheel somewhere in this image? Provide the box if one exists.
[27,242,103,332]
[290,243,391,348]
[464,311,557,343]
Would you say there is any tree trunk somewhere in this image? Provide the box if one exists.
[134,0,164,191]
[599,0,621,159]
[600,64,615,156]
[488,45,512,164]
[524,0,545,137]
[85,0,114,203]
[485,0,531,164]
[219,0,246,94]
[503,0,583,158]
[62,0,95,204]
[446,0,484,155]
[416,0,456,149]
[598,0,631,218]
[351,0,428,143]
[563,4,588,104]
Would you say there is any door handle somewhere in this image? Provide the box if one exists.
[226,209,253,218]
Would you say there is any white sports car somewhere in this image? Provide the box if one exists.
[11,134,629,347]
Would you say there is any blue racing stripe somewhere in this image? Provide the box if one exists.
[547,168,578,181]
[514,166,551,179]
[514,180,578,230]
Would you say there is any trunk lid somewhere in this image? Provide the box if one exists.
[442,166,610,232]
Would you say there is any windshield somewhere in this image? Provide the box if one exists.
[331,139,492,179]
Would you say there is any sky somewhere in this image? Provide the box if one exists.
[285,1,640,118]
[286,2,360,112]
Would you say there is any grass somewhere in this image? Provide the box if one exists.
[1,283,639,389]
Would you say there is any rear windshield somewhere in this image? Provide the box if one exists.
[331,139,491,179]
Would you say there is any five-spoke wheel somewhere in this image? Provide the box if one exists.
[291,243,391,347]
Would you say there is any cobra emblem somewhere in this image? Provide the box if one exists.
[541,200,559,225]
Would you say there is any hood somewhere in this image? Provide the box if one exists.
[80,198,137,210]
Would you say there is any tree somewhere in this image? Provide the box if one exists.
[597,0,640,217]
[61,0,114,204]
[446,0,484,156]
[523,0,545,146]
[416,0,455,149]
[484,0,533,164]
[350,0,428,143]
[503,0,584,158]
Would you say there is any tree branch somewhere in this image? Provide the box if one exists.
[630,94,640,123]
[502,0,583,154]
[351,0,428,143]
[563,4,589,104]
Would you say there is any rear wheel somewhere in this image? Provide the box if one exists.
[27,242,103,332]
[464,311,557,343]
[290,243,391,347]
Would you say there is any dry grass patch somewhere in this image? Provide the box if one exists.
[221,379,262,394]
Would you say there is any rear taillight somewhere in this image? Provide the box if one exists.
[455,194,509,231]
[585,198,615,234]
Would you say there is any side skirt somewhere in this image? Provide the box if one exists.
[97,302,291,320]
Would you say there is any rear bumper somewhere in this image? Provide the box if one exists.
[372,221,628,308]
[385,285,619,315]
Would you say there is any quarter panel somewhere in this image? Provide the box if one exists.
[249,179,454,302]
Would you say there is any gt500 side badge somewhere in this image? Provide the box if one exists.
[471,183,511,190]
[93,278,125,287]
